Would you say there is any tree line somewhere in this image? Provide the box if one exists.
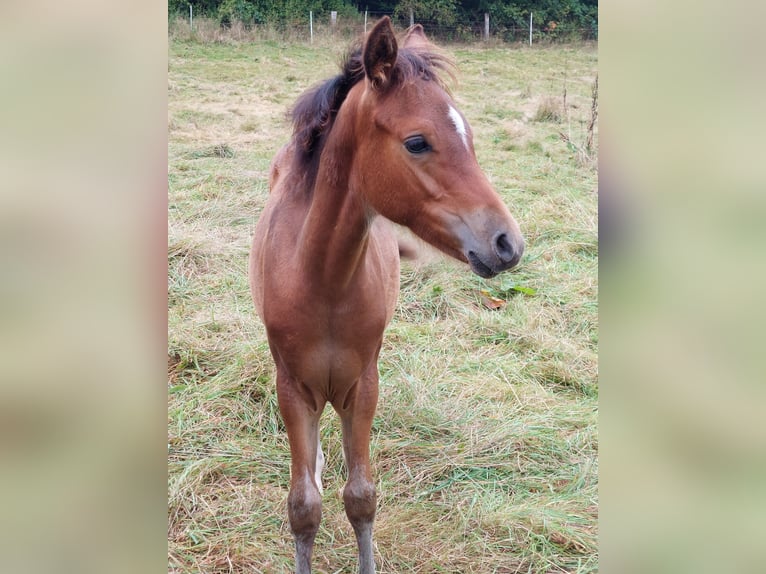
[169,0,597,39]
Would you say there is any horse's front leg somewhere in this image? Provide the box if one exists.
[276,366,326,574]
[335,363,380,574]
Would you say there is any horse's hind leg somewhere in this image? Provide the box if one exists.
[276,367,325,574]
[336,366,379,574]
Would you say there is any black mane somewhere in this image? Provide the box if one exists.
[289,42,453,160]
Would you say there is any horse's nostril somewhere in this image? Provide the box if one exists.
[494,233,514,263]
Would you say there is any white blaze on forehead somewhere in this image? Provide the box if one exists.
[448,105,468,149]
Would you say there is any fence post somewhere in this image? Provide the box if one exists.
[529,12,533,46]
[409,9,414,27]
[310,11,313,44]
[364,9,368,34]
[189,4,193,31]
[331,11,337,29]
[484,13,489,41]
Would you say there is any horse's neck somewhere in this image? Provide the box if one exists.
[297,127,371,290]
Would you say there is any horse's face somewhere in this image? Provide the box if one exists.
[358,80,525,277]
[354,21,524,278]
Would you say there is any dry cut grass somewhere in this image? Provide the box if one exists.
[168,33,597,574]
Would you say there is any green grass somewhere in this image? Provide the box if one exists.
[168,32,597,574]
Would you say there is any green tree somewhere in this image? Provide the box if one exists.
[394,0,459,26]
[168,0,597,38]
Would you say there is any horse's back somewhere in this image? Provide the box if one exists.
[250,141,307,315]
[251,145,290,319]
[268,142,293,194]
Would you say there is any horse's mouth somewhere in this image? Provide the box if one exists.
[467,251,498,279]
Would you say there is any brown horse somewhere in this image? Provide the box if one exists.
[249,17,523,574]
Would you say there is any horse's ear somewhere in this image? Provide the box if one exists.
[363,17,398,90]
[403,23,429,49]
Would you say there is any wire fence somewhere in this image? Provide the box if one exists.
[366,11,597,43]
[173,9,597,45]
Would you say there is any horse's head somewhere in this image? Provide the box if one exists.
[351,18,524,278]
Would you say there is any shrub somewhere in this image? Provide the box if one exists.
[533,96,562,123]
[218,0,264,27]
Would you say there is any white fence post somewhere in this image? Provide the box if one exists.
[409,9,414,27]
[484,13,489,41]
[331,11,337,29]
[309,11,313,43]
[364,9,368,34]
[529,12,533,46]
[189,4,193,31]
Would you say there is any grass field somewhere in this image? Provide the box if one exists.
[168,26,598,574]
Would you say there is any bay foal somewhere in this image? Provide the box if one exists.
[249,18,524,573]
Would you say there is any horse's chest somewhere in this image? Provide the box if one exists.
[265,294,388,392]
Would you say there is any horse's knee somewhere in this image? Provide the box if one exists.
[343,477,376,525]
[288,478,322,539]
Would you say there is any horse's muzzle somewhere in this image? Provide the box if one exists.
[466,231,524,278]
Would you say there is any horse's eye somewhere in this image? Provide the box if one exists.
[404,136,431,155]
